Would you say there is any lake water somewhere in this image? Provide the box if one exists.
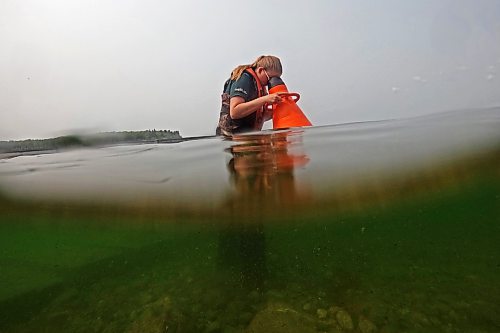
[1,108,499,333]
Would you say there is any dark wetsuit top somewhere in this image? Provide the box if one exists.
[216,70,264,136]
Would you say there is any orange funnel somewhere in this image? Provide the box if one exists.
[268,77,312,129]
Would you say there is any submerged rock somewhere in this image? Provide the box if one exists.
[336,310,354,330]
[246,303,317,333]
[328,306,341,316]
[358,315,377,333]
[317,308,328,319]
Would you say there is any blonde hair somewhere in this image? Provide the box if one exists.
[230,55,282,81]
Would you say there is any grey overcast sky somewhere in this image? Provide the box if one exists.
[1,0,499,140]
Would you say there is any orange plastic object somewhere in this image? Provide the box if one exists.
[268,82,312,129]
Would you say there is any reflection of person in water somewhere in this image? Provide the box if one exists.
[217,132,310,290]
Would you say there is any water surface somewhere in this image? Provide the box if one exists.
[1,108,499,332]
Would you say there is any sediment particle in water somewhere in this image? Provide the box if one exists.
[303,303,312,311]
[336,310,354,330]
[358,315,377,333]
[317,308,328,319]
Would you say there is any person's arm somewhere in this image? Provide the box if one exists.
[230,94,282,119]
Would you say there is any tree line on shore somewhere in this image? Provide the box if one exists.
[0,129,182,153]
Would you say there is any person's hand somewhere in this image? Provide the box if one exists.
[262,93,282,104]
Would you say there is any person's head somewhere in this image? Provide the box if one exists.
[231,55,282,86]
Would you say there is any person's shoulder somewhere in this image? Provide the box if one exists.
[233,71,256,88]
[235,71,254,83]
[230,71,257,99]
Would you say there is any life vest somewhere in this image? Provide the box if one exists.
[216,67,267,136]
[243,67,266,130]
[244,67,265,97]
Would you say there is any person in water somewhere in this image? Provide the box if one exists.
[216,55,283,136]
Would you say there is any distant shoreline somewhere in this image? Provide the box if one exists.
[0,130,182,155]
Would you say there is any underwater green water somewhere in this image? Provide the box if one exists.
[1,109,499,332]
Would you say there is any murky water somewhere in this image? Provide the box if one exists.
[1,108,499,333]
